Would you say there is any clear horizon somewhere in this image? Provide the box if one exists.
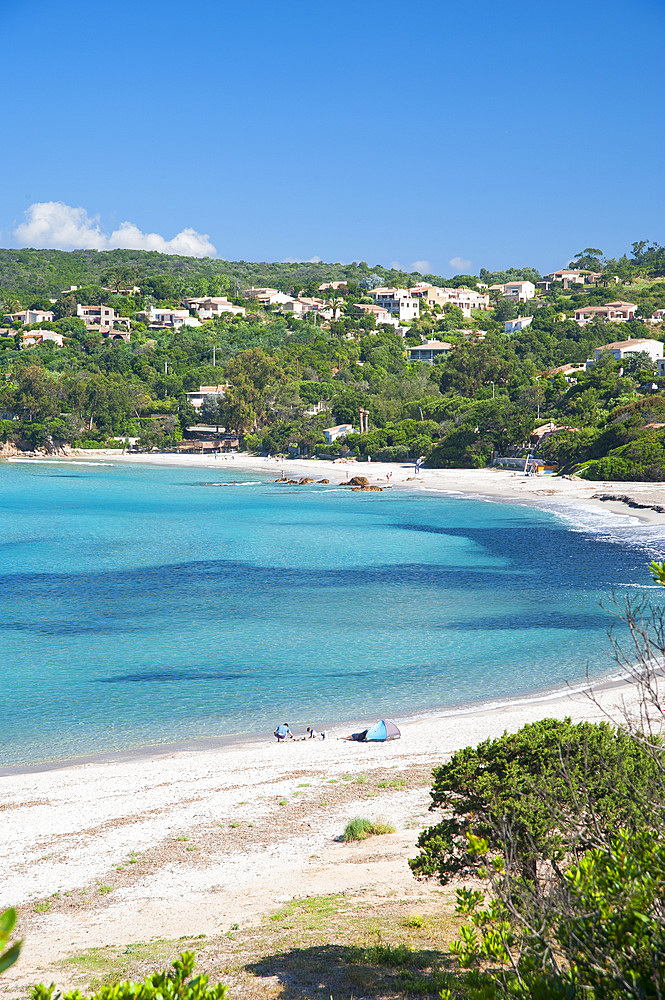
[3,0,664,275]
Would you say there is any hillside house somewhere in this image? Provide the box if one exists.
[21,331,64,348]
[368,287,420,322]
[323,424,355,443]
[504,316,533,334]
[243,288,293,306]
[651,309,665,323]
[147,307,201,329]
[409,282,489,317]
[185,385,227,410]
[183,296,246,319]
[547,362,586,382]
[319,281,348,292]
[500,280,536,302]
[591,337,663,364]
[574,301,637,325]
[406,340,454,363]
[4,308,55,325]
[544,269,592,288]
[353,303,399,327]
[281,297,332,320]
[77,304,115,331]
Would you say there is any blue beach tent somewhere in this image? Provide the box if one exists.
[363,720,401,742]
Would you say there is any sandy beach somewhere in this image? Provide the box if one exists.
[0,671,655,994]
[2,454,665,993]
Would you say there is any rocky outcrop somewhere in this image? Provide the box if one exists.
[352,484,384,492]
[593,493,665,514]
[298,478,315,484]
[318,479,330,484]
[347,476,370,487]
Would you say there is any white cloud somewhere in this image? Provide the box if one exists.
[14,202,216,257]
[411,260,430,273]
[449,256,471,272]
[389,260,403,271]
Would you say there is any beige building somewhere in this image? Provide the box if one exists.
[244,287,293,307]
[77,304,115,331]
[409,282,489,317]
[183,296,246,319]
[574,301,637,325]
[147,307,201,329]
[21,331,64,348]
[353,303,399,327]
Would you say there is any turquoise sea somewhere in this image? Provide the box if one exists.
[1,460,663,767]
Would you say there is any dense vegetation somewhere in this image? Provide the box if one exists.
[2,242,665,477]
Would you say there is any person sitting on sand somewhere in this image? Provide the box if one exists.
[273,723,293,742]
[306,726,318,739]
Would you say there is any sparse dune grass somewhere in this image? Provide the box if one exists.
[342,816,396,842]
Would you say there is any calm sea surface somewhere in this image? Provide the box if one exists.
[1,460,663,766]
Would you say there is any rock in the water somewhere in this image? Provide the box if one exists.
[318,478,330,484]
[348,476,370,487]
[298,477,315,484]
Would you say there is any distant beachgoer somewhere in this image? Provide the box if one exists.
[306,726,318,739]
[274,723,292,742]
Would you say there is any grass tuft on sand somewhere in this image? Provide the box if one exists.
[342,817,396,842]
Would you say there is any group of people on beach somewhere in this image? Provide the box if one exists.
[273,722,326,742]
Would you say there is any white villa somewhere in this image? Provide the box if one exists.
[504,316,533,334]
[367,287,420,322]
[3,308,55,325]
[185,385,227,410]
[148,307,201,330]
[500,280,536,302]
[591,337,664,364]
[323,424,355,443]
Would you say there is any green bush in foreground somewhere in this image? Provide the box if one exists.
[0,908,21,975]
[30,951,228,1000]
[343,817,396,841]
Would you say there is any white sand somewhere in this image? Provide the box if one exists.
[0,674,652,987]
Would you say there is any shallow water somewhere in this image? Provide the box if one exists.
[1,461,663,765]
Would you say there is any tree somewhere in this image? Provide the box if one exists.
[571,247,604,271]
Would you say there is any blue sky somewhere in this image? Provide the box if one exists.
[2,0,664,274]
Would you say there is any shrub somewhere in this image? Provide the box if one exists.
[343,816,396,842]
[30,951,227,1000]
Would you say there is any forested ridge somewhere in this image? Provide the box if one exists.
[2,242,665,479]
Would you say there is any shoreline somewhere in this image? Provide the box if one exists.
[0,662,627,778]
[10,449,665,527]
[1,669,657,990]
